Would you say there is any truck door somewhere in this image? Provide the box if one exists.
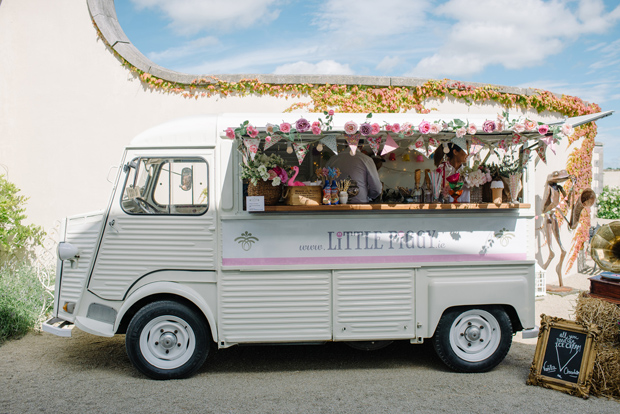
[88,152,217,301]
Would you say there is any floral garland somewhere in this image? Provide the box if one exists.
[92,18,602,268]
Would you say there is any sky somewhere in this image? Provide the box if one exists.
[116,0,620,169]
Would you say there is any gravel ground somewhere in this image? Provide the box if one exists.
[1,271,618,413]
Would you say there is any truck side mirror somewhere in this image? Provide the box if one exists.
[180,167,192,191]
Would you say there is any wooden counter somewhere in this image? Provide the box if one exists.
[253,203,531,212]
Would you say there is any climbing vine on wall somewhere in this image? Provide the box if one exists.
[93,19,600,269]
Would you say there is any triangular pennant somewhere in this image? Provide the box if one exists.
[320,135,338,154]
[512,133,522,145]
[346,133,360,155]
[537,144,547,164]
[243,138,260,161]
[451,135,467,152]
[427,137,439,158]
[367,135,383,156]
[293,142,310,165]
[264,134,282,151]
[381,135,398,156]
[496,139,508,151]
[469,136,483,156]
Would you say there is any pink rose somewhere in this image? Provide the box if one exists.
[385,124,392,132]
[524,119,536,131]
[344,121,358,135]
[391,123,401,133]
[513,123,525,133]
[265,135,272,143]
[401,122,414,136]
[295,118,310,133]
[371,123,381,135]
[328,110,335,116]
[429,123,440,134]
[247,125,259,138]
[225,127,235,139]
[415,139,424,148]
[311,125,321,135]
[482,120,496,133]
[249,144,258,153]
[280,122,291,133]
[359,123,372,136]
[456,127,466,138]
[312,121,320,128]
[467,124,477,135]
[418,120,431,134]
[538,124,549,135]
[561,123,574,137]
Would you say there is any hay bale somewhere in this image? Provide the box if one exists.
[575,293,620,399]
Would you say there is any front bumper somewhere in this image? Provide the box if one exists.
[42,317,74,337]
[521,326,539,339]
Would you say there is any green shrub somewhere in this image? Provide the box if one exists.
[0,263,54,344]
[0,175,45,263]
[597,185,620,219]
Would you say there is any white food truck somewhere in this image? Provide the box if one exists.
[44,112,577,379]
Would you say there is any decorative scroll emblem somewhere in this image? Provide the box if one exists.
[494,228,515,247]
[235,231,259,251]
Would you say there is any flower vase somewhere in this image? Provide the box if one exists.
[339,191,348,205]
[507,173,521,203]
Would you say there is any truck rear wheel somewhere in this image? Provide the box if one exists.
[126,300,209,380]
[432,306,512,373]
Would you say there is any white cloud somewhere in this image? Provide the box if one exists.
[148,36,219,63]
[312,0,433,48]
[130,0,284,35]
[375,56,402,73]
[273,60,354,75]
[408,0,620,78]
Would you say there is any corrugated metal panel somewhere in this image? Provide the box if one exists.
[89,215,216,300]
[334,269,415,340]
[220,271,331,343]
[60,212,105,306]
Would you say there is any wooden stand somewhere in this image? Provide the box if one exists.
[589,275,620,305]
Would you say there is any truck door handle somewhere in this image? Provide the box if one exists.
[108,220,119,233]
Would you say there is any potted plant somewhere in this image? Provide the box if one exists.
[240,151,288,205]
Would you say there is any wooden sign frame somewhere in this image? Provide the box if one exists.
[527,315,599,399]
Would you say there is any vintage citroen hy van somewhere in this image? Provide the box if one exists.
[44,113,547,379]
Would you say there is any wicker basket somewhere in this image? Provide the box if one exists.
[470,186,483,203]
[248,180,282,206]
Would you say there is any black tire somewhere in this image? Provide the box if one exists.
[126,300,210,380]
[432,306,512,373]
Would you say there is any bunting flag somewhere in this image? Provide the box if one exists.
[426,137,439,158]
[243,138,260,161]
[521,148,531,165]
[346,133,360,155]
[320,135,338,154]
[263,134,282,151]
[541,135,556,155]
[537,144,547,164]
[451,135,467,152]
[469,137,484,156]
[293,142,310,165]
[367,135,383,156]
[512,133,523,145]
[381,134,398,156]
[496,139,508,151]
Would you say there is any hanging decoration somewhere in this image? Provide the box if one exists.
[367,135,383,156]
[243,138,260,161]
[264,135,282,151]
[537,144,548,164]
[293,142,310,165]
[346,133,360,155]
[320,135,338,154]
[381,135,398,156]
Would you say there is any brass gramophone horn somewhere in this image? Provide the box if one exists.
[590,220,620,273]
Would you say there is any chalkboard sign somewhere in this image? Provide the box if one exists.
[527,315,599,399]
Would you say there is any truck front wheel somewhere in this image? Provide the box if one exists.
[126,300,210,380]
[432,306,512,373]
